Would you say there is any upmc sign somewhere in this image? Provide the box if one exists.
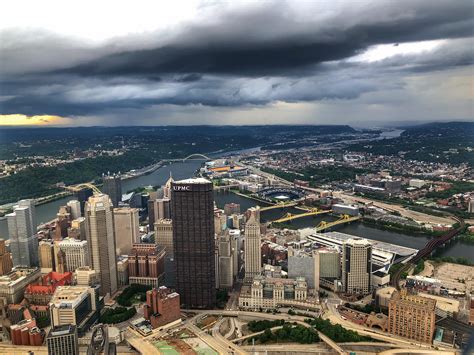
[173,185,191,191]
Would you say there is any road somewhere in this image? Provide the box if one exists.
[332,191,455,225]
[185,309,347,354]
[210,317,249,354]
[241,344,335,354]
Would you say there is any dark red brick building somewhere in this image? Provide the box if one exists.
[143,286,181,329]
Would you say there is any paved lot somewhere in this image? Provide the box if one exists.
[434,262,474,293]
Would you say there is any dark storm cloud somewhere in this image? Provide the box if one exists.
[55,0,473,78]
[0,0,473,120]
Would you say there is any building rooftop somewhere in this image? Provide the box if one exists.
[49,324,76,337]
[50,286,90,307]
[174,177,211,184]
[307,231,418,257]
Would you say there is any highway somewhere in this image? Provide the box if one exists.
[211,317,249,354]
[184,309,347,354]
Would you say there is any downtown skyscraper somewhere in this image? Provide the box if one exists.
[171,178,215,308]
[7,199,39,267]
[84,194,118,297]
[244,207,261,282]
[102,174,122,207]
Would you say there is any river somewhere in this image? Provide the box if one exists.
[1,159,472,261]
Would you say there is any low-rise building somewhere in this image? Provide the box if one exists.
[239,275,317,311]
[10,314,44,346]
[24,271,73,305]
[49,285,101,336]
[0,267,41,304]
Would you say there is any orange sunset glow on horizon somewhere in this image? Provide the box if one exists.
[0,114,71,126]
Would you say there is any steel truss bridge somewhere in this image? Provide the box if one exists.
[315,214,360,232]
[64,182,102,195]
[390,217,465,290]
[271,209,332,223]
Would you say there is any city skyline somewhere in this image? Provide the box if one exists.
[1,0,473,127]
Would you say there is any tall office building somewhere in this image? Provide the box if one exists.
[244,207,261,282]
[388,290,436,344]
[58,238,90,272]
[85,194,118,297]
[113,207,140,255]
[172,178,215,308]
[0,239,12,276]
[149,198,172,231]
[313,247,340,291]
[46,325,79,355]
[217,232,236,289]
[342,238,372,295]
[163,175,174,199]
[55,206,71,241]
[102,174,122,207]
[155,219,175,288]
[154,219,173,254]
[76,188,93,215]
[67,200,82,220]
[7,200,39,267]
[39,239,55,273]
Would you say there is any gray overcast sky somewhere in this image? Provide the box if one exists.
[0,0,473,126]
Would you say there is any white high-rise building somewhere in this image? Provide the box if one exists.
[58,238,90,272]
[7,200,38,267]
[244,207,261,282]
[113,207,140,255]
[67,200,81,220]
[85,194,118,297]
[217,232,237,289]
[342,238,372,295]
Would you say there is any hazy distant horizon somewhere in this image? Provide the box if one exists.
[0,120,473,131]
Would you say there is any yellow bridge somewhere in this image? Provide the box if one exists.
[316,214,360,232]
[260,201,299,211]
[64,183,102,195]
[271,209,332,223]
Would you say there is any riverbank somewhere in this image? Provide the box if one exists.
[35,191,73,206]
[227,190,274,206]
[362,218,444,238]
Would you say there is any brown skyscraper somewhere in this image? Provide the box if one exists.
[172,178,216,309]
[388,290,436,344]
